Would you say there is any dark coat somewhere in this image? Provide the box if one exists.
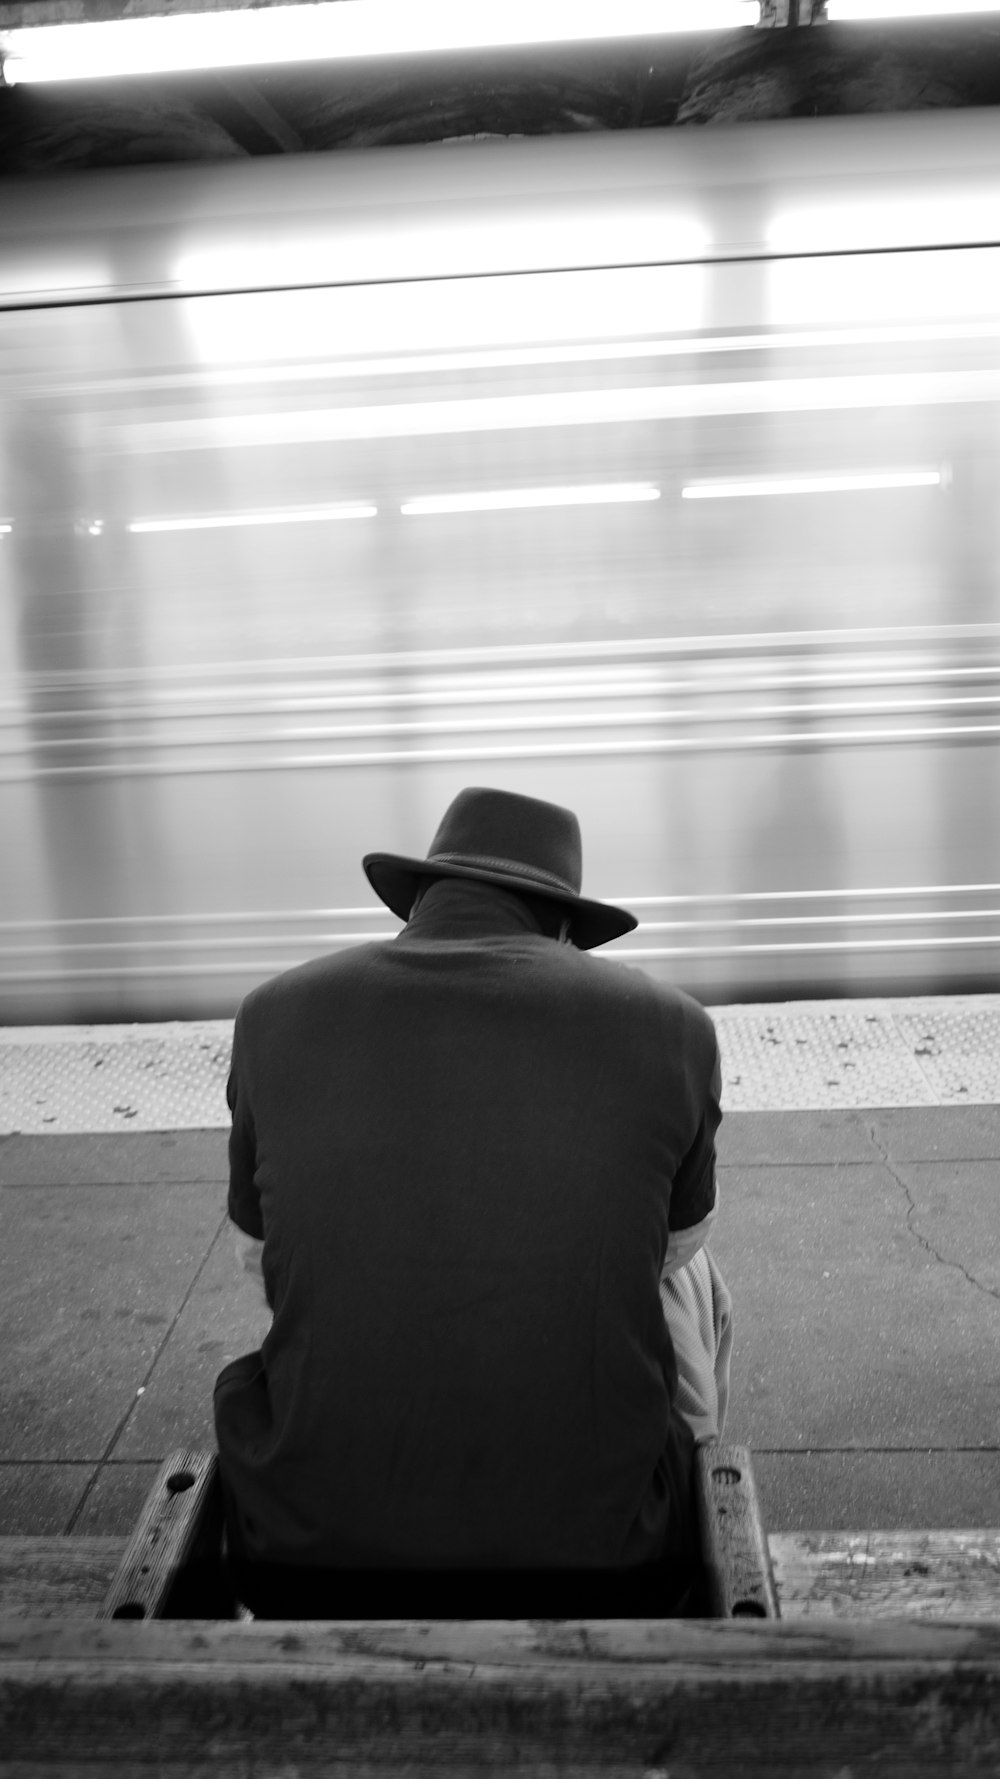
[215,879,721,1574]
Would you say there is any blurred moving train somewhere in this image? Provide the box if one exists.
[1,109,999,1021]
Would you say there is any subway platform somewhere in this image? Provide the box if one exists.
[1,995,998,1544]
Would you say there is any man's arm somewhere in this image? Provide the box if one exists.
[662,1023,722,1279]
[227,1006,270,1309]
[233,1227,268,1306]
[661,1195,719,1277]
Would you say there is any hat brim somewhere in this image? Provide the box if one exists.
[363,853,638,951]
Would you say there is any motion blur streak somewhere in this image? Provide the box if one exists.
[1,112,999,1019]
[682,471,942,498]
[128,505,379,532]
[400,485,660,516]
[111,371,1000,453]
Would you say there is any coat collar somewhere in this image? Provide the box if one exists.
[396,877,550,943]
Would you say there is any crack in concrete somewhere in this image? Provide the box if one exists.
[865,1121,1000,1305]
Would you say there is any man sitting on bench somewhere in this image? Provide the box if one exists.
[214,787,732,1616]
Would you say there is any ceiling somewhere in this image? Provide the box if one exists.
[1,7,999,174]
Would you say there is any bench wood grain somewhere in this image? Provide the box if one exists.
[2,1616,999,1776]
[770,1527,1000,1620]
[0,1538,123,1618]
[6,1530,1000,1620]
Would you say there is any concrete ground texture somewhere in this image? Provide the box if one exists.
[1,1007,999,1542]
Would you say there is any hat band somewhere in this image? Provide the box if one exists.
[428,851,579,896]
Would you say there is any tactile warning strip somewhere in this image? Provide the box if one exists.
[0,1021,233,1134]
[0,998,998,1133]
[712,997,1000,1111]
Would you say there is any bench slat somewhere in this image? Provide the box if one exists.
[6,1529,1000,1621]
[771,1529,1000,1620]
[0,1539,124,1619]
[696,1443,779,1617]
[99,1449,231,1620]
[3,1617,1000,1777]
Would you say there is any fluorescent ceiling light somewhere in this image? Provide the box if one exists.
[0,523,12,537]
[682,470,943,499]
[401,483,660,516]
[828,0,1000,16]
[127,503,377,533]
[0,0,759,85]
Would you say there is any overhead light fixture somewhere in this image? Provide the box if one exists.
[401,483,660,516]
[827,0,1000,17]
[681,470,943,498]
[0,0,759,86]
[127,503,377,533]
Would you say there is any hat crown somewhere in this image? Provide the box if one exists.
[427,787,582,895]
[362,784,637,948]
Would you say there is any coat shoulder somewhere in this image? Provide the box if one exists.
[236,943,386,1025]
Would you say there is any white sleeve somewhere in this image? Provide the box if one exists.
[233,1226,269,1308]
[661,1193,719,1280]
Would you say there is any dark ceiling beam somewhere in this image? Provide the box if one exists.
[2,4,1000,173]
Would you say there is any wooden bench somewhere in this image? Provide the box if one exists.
[97,1441,780,1621]
[4,1457,1000,1774]
[5,1527,1000,1621]
[3,1615,1000,1774]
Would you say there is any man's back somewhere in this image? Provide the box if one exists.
[217,879,720,1574]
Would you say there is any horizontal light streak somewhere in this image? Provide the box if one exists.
[400,483,660,516]
[614,934,1000,958]
[769,197,1000,255]
[827,0,1000,16]
[682,470,942,499]
[0,623,993,703]
[0,1,759,85]
[4,935,999,986]
[9,472,953,548]
[43,319,1000,403]
[3,887,997,939]
[614,883,1000,906]
[127,503,377,534]
[0,961,369,983]
[0,523,11,536]
[4,667,997,734]
[9,663,1000,737]
[22,904,994,952]
[0,908,391,934]
[5,721,1000,783]
[10,693,1000,761]
[0,934,391,958]
[637,908,1000,931]
[113,368,1000,453]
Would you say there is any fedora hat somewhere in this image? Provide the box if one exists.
[363,787,638,951]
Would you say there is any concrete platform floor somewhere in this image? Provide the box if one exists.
[1,1002,998,1542]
